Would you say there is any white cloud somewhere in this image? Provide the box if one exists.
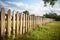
[0,1,6,7]
[1,1,60,16]
[5,1,52,16]
[6,2,25,7]
[0,1,8,7]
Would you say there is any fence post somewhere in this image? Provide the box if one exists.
[12,10,16,38]
[36,16,37,26]
[22,14,25,34]
[36,16,38,25]
[39,17,41,25]
[1,8,5,40]
[29,16,31,28]
[31,16,33,28]
[33,16,35,28]
[32,16,34,28]
[27,15,30,32]
[19,13,23,34]
[16,12,19,36]
[40,17,42,26]
[34,16,36,28]
[7,9,11,37]
[25,14,27,32]
[42,17,43,25]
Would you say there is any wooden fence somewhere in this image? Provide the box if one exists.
[0,8,54,40]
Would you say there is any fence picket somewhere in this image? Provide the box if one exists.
[0,8,54,39]
[7,9,11,36]
[19,13,23,34]
[12,11,16,38]
[16,12,19,36]
[1,8,5,40]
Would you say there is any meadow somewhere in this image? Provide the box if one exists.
[1,21,60,40]
[14,21,60,40]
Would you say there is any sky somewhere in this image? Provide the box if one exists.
[0,0,60,16]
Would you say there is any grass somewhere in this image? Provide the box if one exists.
[1,21,60,40]
[15,21,60,40]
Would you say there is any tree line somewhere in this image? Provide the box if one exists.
[43,13,60,21]
[0,10,60,21]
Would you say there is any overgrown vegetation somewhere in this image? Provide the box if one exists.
[14,21,60,40]
[43,13,60,21]
[43,0,57,7]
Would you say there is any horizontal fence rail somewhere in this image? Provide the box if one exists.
[0,8,54,40]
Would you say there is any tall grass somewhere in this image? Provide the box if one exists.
[15,21,60,40]
[1,21,60,40]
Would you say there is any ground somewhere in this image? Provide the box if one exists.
[15,21,60,40]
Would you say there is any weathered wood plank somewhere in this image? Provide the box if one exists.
[22,14,25,34]
[12,11,16,38]
[16,12,19,36]
[27,15,30,32]
[25,14,27,32]
[19,13,23,35]
[1,8,5,40]
[7,9,11,36]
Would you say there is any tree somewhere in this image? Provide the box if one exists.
[30,14,35,16]
[23,10,29,15]
[43,0,57,7]
[43,13,57,18]
[43,13,60,21]
[56,15,60,21]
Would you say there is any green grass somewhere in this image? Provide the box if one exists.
[1,21,60,40]
[15,21,60,40]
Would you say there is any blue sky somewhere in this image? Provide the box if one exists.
[0,0,60,16]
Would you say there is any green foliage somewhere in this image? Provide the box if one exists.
[30,14,35,16]
[43,0,57,7]
[1,21,60,40]
[15,21,60,40]
[43,13,60,21]
[23,10,29,15]
[4,34,14,40]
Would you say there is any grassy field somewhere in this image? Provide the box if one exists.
[14,21,60,40]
